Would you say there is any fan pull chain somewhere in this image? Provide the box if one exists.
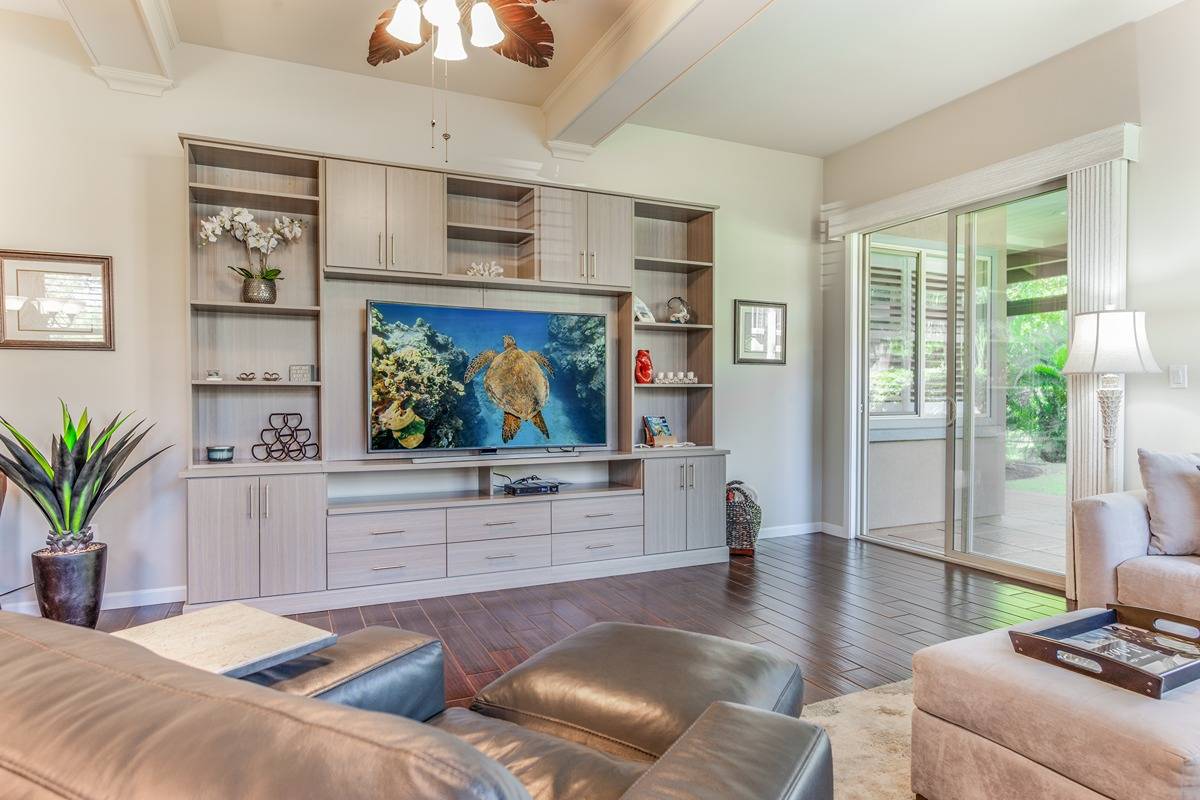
[430,42,437,150]
[442,59,451,164]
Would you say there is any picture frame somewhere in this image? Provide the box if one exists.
[734,299,786,365]
[0,249,113,350]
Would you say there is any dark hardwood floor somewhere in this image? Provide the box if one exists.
[99,534,1067,705]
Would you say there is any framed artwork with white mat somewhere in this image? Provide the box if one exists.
[0,249,113,350]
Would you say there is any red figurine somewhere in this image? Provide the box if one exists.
[635,349,654,384]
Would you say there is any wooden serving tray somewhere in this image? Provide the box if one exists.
[1010,605,1200,699]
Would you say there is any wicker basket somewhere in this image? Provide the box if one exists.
[726,480,762,555]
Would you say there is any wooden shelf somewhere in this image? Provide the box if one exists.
[324,266,629,296]
[191,300,320,317]
[635,383,713,389]
[446,175,535,202]
[634,201,712,223]
[189,182,320,215]
[327,483,643,516]
[192,380,321,388]
[634,256,714,273]
[635,322,713,332]
[447,222,535,245]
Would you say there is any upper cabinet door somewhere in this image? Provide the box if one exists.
[187,477,261,604]
[326,159,387,269]
[387,167,446,275]
[536,187,589,285]
[587,193,633,288]
[685,456,727,550]
[259,474,328,597]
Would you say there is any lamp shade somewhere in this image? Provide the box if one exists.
[1062,310,1161,375]
[385,0,422,44]
[433,22,468,60]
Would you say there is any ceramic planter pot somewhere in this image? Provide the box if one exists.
[32,541,107,628]
[242,278,277,305]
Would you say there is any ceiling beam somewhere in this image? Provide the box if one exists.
[542,0,775,155]
[59,0,177,96]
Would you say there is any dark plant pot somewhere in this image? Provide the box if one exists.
[242,278,277,305]
[32,543,107,628]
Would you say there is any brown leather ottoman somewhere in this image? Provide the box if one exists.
[471,622,805,762]
[913,609,1200,800]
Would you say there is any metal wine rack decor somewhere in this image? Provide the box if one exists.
[252,412,319,462]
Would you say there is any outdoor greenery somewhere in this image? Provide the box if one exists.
[0,403,169,552]
[1005,275,1068,463]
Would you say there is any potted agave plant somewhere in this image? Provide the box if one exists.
[198,207,305,305]
[0,404,168,627]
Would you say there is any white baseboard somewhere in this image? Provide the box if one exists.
[2,585,186,616]
[758,523,823,539]
[821,522,847,538]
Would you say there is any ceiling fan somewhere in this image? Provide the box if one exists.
[368,0,556,69]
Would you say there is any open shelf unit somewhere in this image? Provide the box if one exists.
[184,139,324,468]
[445,175,537,281]
[629,201,716,449]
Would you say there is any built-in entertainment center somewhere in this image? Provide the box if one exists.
[182,135,727,614]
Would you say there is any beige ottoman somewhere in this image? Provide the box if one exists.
[912,609,1200,800]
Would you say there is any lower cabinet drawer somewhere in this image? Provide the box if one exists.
[552,495,644,533]
[552,527,644,566]
[327,509,446,553]
[328,544,447,590]
[447,535,551,577]
[447,504,551,543]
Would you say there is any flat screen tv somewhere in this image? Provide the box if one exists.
[367,301,608,453]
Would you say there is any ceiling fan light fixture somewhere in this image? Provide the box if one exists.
[385,0,423,44]
[469,2,504,48]
[423,0,461,27]
[433,22,468,61]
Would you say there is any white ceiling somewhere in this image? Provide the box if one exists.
[166,0,637,107]
[630,0,1183,156]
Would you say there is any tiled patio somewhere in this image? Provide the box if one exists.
[868,488,1066,573]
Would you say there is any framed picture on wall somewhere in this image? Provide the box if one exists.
[734,299,786,365]
[0,250,113,350]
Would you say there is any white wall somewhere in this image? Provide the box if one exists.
[0,11,822,607]
[820,0,1200,526]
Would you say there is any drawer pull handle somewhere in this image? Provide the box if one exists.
[370,529,406,536]
[486,554,517,560]
[485,521,517,527]
[585,543,614,550]
[371,564,407,571]
[585,512,614,518]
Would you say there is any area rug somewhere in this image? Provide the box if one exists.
[803,680,914,800]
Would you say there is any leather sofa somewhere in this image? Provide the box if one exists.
[0,611,833,799]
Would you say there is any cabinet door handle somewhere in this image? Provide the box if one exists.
[390,233,396,266]
[585,512,614,518]
[378,232,384,265]
[486,553,517,560]
[262,483,270,519]
[371,564,407,571]
[485,520,516,527]
[370,529,405,536]
[247,484,254,519]
[579,251,586,277]
[679,464,685,489]
[589,251,597,279]
[688,464,695,489]
[585,543,614,550]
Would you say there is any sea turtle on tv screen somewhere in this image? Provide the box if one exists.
[464,335,554,443]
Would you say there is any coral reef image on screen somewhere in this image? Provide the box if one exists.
[369,301,608,452]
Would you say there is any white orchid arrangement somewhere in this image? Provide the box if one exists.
[198,207,305,282]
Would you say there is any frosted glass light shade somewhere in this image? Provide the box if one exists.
[470,2,504,47]
[1063,310,1161,375]
[386,0,422,44]
[423,0,461,27]
[434,22,468,61]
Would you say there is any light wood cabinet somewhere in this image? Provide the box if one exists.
[685,455,726,550]
[260,474,327,597]
[326,159,387,269]
[188,473,327,604]
[386,167,445,274]
[587,193,633,287]
[537,187,589,284]
[326,159,446,274]
[536,190,632,288]
[187,477,261,604]
[643,455,726,554]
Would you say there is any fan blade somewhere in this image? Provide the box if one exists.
[490,0,554,68]
[367,5,433,66]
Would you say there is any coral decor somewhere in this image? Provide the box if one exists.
[635,349,654,385]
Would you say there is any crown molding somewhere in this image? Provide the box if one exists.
[546,140,598,162]
[91,65,174,96]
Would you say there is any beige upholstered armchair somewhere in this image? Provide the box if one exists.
[1073,489,1200,617]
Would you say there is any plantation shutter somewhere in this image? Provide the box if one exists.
[867,250,917,414]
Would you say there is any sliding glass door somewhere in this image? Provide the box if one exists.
[861,184,1068,582]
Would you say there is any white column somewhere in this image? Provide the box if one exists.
[1065,159,1129,598]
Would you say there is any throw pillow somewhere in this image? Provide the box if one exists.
[1138,448,1200,555]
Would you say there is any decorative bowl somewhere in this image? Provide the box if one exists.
[206,445,235,463]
